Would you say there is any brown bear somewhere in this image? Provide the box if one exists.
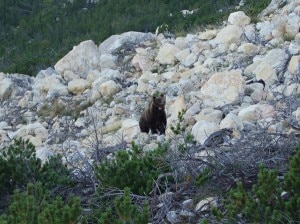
[139,92,167,135]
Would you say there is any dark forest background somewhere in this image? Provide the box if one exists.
[0,0,270,76]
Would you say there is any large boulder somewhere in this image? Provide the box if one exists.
[200,70,245,107]
[238,104,277,122]
[99,31,156,55]
[288,55,300,75]
[132,47,157,72]
[32,68,66,103]
[214,25,244,46]
[191,121,219,145]
[198,29,218,40]
[120,119,140,142]
[99,80,120,98]
[220,113,244,130]
[228,11,251,26]
[54,40,100,79]
[156,43,181,65]
[0,76,12,101]
[12,123,48,147]
[253,49,289,85]
[68,79,90,95]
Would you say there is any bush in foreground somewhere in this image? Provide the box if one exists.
[225,144,300,223]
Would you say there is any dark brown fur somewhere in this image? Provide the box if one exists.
[139,93,167,135]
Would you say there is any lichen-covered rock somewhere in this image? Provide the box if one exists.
[54,40,100,79]
[238,104,277,122]
[0,77,12,101]
[200,70,245,107]
[155,43,180,65]
[191,120,220,144]
[228,11,251,26]
[214,25,243,46]
[68,79,90,95]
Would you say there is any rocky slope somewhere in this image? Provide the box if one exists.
[0,0,300,221]
[0,0,300,160]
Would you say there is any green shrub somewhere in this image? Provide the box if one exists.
[0,182,81,224]
[96,142,169,195]
[225,145,300,223]
[0,139,74,196]
[97,188,149,224]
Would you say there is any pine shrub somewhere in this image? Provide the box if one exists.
[96,142,169,195]
[0,139,75,213]
[0,182,81,224]
[225,144,300,223]
[98,188,149,224]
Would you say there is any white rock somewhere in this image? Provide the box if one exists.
[0,121,8,130]
[120,119,139,142]
[250,89,267,103]
[68,79,90,95]
[288,55,300,75]
[195,197,218,212]
[198,29,217,40]
[286,13,300,37]
[220,113,244,130]
[18,91,33,108]
[0,78,12,100]
[54,40,100,79]
[263,49,289,72]
[166,211,178,223]
[183,102,201,121]
[32,68,64,103]
[132,52,155,72]
[256,21,274,41]
[284,83,300,96]
[182,199,194,210]
[238,104,277,122]
[253,61,278,86]
[155,43,180,65]
[288,42,300,55]
[214,25,243,46]
[75,117,85,128]
[292,107,300,124]
[228,11,251,26]
[99,31,155,54]
[175,48,190,64]
[140,71,159,82]
[174,36,187,49]
[162,71,176,80]
[62,70,80,82]
[36,147,54,164]
[13,123,48,146]
[238,43,259,56]
[99,80,119,98]
[200,70,245,107]
[87,70,101,83]
[258,0,286,18]
[99,54,117,70]
[194,108,223,124]
[182,53,198,67]
[244,24,256,42]
[295,33,300,44]
[0,130,9,143]
[191,120,220,144]
[168,95,186,119]
[47,83,69,99]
